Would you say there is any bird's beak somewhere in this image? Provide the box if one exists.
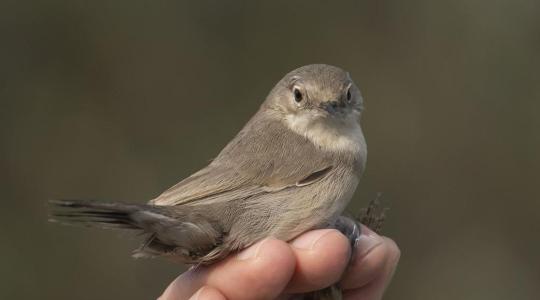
[320,99,346,114]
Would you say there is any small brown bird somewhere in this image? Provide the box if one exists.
[51,64,377,299]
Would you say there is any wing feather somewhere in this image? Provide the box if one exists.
[150,111,334,206]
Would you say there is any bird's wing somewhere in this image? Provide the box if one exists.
[150,112,335,206]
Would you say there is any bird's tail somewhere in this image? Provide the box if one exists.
[49,199,179,257]
[48,199,224,263]
[49,199,158,230]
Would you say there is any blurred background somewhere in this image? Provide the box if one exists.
[1,1,539,299]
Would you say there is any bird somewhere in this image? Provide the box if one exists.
[50,64,369,272]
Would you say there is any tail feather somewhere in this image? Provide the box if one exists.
[49,199,225,263]
[49,199,148,230]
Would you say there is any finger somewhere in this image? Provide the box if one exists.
[285,229,351,293]
[343,237,400,300]
[188,286,227,300]
[339,226,389,289]
[159,238,296,300]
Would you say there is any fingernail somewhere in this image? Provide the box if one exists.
[189,286,206,300]
[355,226,383,259]
[236,238,268,260]
[291,229,335,250]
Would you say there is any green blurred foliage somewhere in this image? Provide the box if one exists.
[1,1,539,299]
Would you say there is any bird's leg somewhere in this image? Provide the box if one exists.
[334,215,361,254]
[335,194,387,264]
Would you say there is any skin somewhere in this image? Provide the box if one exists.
[158,226,400,300]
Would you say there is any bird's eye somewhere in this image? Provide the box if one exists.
[293,88,303,103]
[346,88,352,102]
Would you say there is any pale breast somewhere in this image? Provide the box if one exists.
[284,113,367,171]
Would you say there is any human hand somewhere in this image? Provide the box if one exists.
[158,226,400,300]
